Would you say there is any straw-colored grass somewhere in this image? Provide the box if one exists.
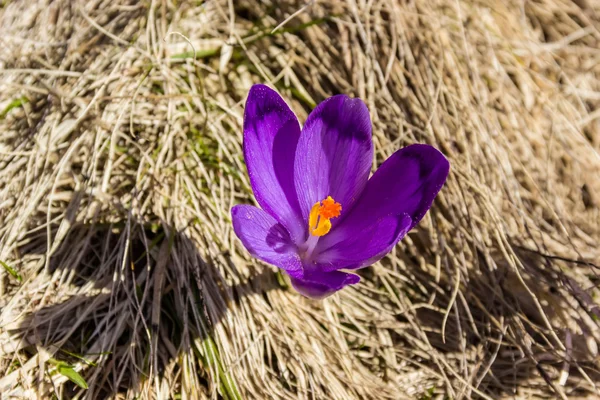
[1,0,599,398]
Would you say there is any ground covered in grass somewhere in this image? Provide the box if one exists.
[1,0,599,398]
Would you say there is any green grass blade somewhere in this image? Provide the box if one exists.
[0,259,22,282]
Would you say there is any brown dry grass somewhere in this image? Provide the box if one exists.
[0,0,599,399]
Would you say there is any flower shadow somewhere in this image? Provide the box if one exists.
[372,232,600,397]
[3,217,283,398]
[265,224,297,254]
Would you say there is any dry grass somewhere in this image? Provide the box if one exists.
[0,0,599,398]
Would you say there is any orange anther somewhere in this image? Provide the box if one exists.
[308,196,342,237]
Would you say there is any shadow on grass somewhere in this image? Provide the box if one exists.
[6,223,600,399]
[6,218,283,399]
[376,232,600,398]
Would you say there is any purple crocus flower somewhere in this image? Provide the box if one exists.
[232,84,449,299]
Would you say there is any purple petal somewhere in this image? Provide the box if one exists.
[232,205,303,278]
[294,95,373,224]
[244,84,304,242]
[358,144,449,229]
[314,214,412,271]
[290,269,360,299]
[314,144,449,270]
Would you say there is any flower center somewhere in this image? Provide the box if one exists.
[308,196,342,237]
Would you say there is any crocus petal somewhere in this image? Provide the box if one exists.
[294,95,373,223]
[358,144,449,229]
[244,84,304,241]
[232,205,303,278]
[314,214,412,271]
[315,144,449,270]
[290,269,360,299]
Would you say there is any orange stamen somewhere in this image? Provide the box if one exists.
[319,196,342,219]
[308,196,342,237]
